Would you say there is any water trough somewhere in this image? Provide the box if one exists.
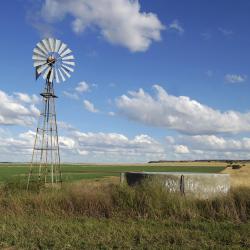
[121,172,230,199]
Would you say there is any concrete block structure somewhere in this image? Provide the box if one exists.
[122,172,230,199]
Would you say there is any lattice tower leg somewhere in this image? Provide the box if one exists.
[27,80,62,189]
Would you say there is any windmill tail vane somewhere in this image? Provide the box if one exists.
[27,38,75,189]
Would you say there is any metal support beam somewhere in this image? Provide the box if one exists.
[27,79,62,189]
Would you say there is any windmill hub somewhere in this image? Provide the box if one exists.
[47,55,56,65]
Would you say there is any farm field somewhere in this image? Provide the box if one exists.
[0,161,227,183]
[1,161,249,249]
[0,175,250,249]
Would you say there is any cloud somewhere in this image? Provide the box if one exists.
[0,127,166,162]
[201,32,212,40]
[225,74,247,83]
[38,0,164,52]
[108,111,115,116]
[177,135,250,152]
[63,91,79,100]
[57,121,76,131]
[14,93,39,104]
[0,90,40,126]
[218,28,233,36]
[0,129,77,162]
[63,81,95,100]
[0,130,35,161]
[116,85,250,135]
[59,136,76,150]
[71,131,166,161]
[25,0,55,38]
[168,19,184,34]
[83,100,99,113]
[164,134,250,160]
[75,81,90,93]
[174,145,189,154]
[3,126,250,162]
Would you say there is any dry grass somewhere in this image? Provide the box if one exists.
[0,177,250,249]
[1,178,250,222]
[222,164,250,188]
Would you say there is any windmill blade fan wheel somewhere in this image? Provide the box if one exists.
[32,38,75,83]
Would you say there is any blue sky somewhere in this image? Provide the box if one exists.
[1,0,250,162]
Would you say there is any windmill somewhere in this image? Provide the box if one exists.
[27,38,75,189]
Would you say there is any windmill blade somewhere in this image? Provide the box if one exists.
[58,68,66,82]
[58,43,67,55]
[43,67,52,80]
[55,68,60,83]
[60,48,72,58]
[62,64,74,73]
[62,60,75,66]
[32,54,47,61]
[33,60,47,67]
[61,67,71,79]
[62,55,74,61]
[33,52,47,60]
[33,38,75,83]
[47,38,54,52]
[36,42,48,55]
[33,47,47,57]
[42,38,51,53]
[49,38,56,52]
[35,67,42,80]
[49,68,55,83]
[54,39,62,53]
[37,64,49,75]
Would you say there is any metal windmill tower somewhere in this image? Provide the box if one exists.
[27,38,75,189]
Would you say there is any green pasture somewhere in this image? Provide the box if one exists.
[0,163,226,182]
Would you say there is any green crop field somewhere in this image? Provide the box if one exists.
[0,162,226,183]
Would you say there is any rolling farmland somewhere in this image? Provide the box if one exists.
[0,162,226,183]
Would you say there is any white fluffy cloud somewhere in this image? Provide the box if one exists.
[3,126,250,162]
[59,136,76,150]
[0,130,35,161]
[225,74,247,83]
[116,85,250,135]
[0,90,40,126]
[39,0,165,52]
[0,129,78,162]
[71,131,165,161]
[164,134,250,160]
[174,145,189,154]
[75,81,90,93]
[14,93,39,104]
[0,127,167,162]
[64,81,94,100]
[177,135,250,152]
[83,100,99,113]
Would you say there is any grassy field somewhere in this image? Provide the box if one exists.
[1,215,249,249]
[0,179,249,249]
[0,161,249,249]
[0,162,226,183]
